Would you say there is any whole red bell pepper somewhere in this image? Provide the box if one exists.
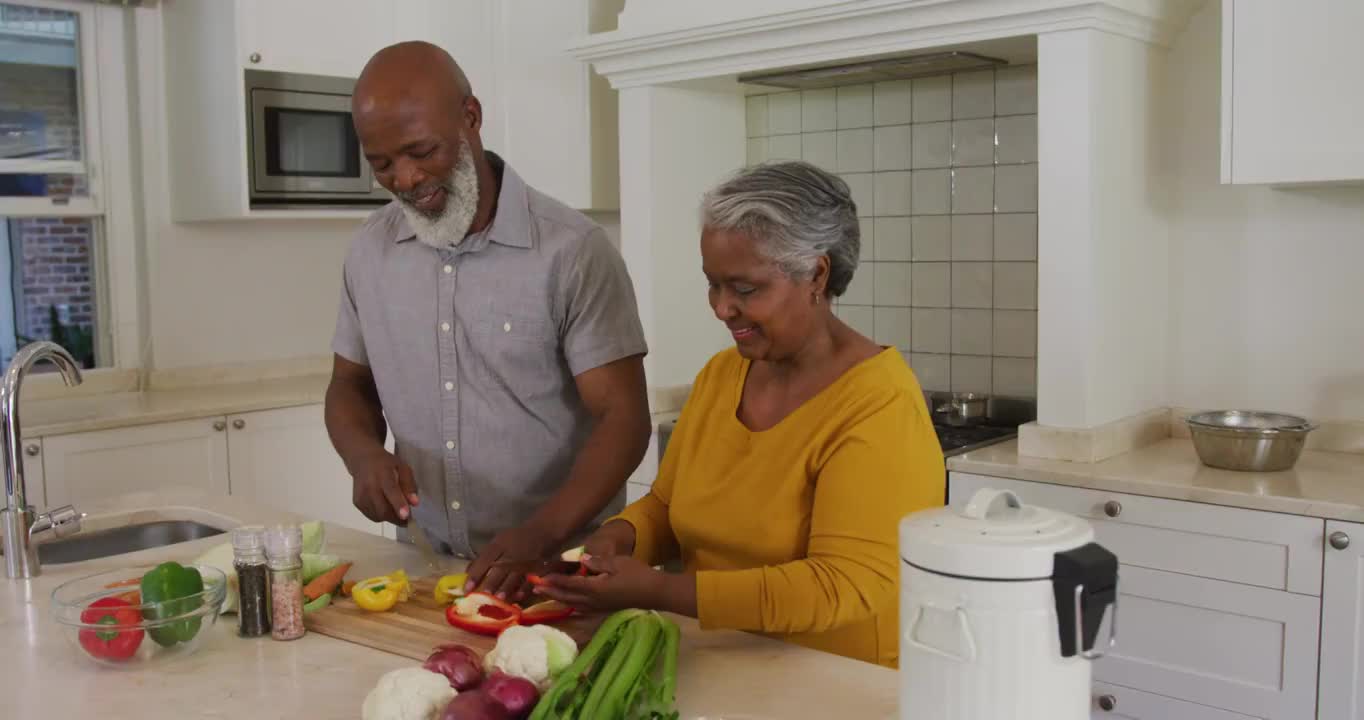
[445,592,521,636]
[79,596,145,661]
[519,599,575,625]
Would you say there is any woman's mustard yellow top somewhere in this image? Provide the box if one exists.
[614,347,945,667]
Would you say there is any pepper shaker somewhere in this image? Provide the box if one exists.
[232,525,271,638]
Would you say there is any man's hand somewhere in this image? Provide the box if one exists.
[464,524,559,602]
[350,448,419,525]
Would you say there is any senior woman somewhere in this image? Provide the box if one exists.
[536,161,945,668]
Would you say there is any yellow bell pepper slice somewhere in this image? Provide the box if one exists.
[434,573,468,605]
[352,570,411,612]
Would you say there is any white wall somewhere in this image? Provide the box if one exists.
[1165,3,1364,422]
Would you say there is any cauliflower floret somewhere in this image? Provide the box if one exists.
[483,624,578,691]
[361,667,456,720]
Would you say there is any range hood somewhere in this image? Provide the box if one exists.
[738,51,1007,90]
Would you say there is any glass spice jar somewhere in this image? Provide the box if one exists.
[265,525,306,641]
[232,525,271,638]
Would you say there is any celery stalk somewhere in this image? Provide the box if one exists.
[579,614,651,718]
[529,609,643,720]
[586,612,664,719]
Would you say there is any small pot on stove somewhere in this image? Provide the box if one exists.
[934,392,989,427]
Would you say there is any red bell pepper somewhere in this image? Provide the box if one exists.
[445,592,521,636]
[526,563,588,587]
[519,599,575,625]
[79,596,145,661]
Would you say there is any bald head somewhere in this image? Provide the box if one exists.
[354,41,472,115]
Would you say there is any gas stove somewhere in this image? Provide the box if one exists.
[934,423,1018,457]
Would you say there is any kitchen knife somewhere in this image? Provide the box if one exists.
[407,521,447,574]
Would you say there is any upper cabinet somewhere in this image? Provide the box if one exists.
[236,0,413,80]
[1221,0,1364,185]
[161,0,621,220]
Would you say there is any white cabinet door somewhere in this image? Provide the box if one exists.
[487,0,620,210]
[1221,1,1364,184]
[225,405,381,536]
[236,0,402,78]
[1094,566,1319,720]
[43,418,230,509]
[1320,520,1364,720]
[1092,682,1263,720]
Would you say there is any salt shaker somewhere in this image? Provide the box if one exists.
[265,525,306,641]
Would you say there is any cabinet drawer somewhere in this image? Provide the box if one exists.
[948,473,1324,595]
[1092,682,1263,720]
[1094,566,1319,720]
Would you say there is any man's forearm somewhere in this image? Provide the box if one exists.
[324,378,389,474]
[526,404,651,547]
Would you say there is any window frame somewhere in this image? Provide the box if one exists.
[0,0,142,374]
[0,0,104,217]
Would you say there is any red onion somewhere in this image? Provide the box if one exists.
[482,672,540,718]
[423,644,485,691]
[439,691,512,720]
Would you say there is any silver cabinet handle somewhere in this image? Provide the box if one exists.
[249,52,261,64]
[213,420,226,432]
[1098,694,1117,712]
[24,443,39,457]
[232,419,246,430]
[1330,531,1351,551]
[1103,500,1122,518]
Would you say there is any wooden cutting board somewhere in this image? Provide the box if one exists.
[303,575,605,660]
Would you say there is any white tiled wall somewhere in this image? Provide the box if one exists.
[745,64,1039,397]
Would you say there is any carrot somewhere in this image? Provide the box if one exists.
[340,580,356,597]
[303,562,352,601]
[104,578,140,589]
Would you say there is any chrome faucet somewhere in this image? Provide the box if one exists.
[2,341,84,579]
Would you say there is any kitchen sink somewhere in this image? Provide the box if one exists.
[37,520,226,565]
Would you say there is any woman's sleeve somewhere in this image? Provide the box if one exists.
[610,422,682,566]
[694,392,944,634]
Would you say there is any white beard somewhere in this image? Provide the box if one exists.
[397,138,481,250]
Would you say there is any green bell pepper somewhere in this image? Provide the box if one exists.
[140,561,205,647]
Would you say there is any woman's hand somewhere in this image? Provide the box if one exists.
[534,553,666,613]
[582,519,637,560]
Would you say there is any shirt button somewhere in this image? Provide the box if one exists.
[443,264,453,274]
[444,381,454,391]
[450,500,462,511]
[440,322,451,332]
[445,440,455,450]
[503,322,511,332]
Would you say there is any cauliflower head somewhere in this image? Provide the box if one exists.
[361,667,456,720]
[482,624,578,690]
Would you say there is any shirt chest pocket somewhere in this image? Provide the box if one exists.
[470,303,563,391]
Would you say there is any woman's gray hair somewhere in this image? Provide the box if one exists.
[700,161,861,297]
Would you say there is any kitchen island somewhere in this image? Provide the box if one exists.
[0,488,898,718]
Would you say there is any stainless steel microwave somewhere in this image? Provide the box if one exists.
[245,69,390,208]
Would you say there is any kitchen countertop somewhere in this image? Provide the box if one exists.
[0,488,898,718]
[948,438,1364,522]
[18,374,330,437]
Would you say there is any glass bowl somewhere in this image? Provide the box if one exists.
[50,564,227,667]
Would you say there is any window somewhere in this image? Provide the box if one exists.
[0,0,109,369]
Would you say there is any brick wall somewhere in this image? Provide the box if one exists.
[10,217,94,340]
[0,62,81,161]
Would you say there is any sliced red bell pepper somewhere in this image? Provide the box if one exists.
[526,563,588,587]
[79,596,145,661]
[445,592,521,636]
[519,599,575,625]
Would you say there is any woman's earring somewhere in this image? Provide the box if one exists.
[814,292,822,306]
